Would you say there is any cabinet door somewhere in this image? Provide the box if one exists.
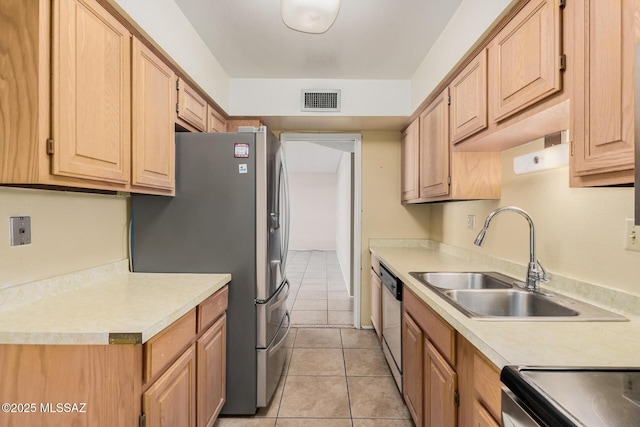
[197,314,226,427]
[419,88,450,199]
[52,0,131,184]
[489,0,562,123]
[207,106,227,133]
[401,118,420,201]
[144,344,197,427]
[177,78,207,131]
[450,49,488,144]
[571,0,635,183]
[370,269,382,340]
[402,311,423,426]
[473,401,500,427]
[132,38,175,191]
[424,339,457,427]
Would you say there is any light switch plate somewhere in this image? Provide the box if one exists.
[10,216,31,246]
[624,218,640,252]
[467,215,476,230]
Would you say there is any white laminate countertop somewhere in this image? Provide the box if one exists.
[370,239,640,369]
[0,261,230,345]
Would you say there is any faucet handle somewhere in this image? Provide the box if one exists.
[535,259,549,282]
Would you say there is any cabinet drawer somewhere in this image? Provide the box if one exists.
[144,308,196,382]
[198,286,229,333]
[404,287,456,366]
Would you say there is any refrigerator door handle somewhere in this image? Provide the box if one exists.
[280,147,291,273]
[256,278,290,306]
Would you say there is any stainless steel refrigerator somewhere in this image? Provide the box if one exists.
[131,126,291,415]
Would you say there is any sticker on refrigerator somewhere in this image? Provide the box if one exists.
[239,164,248,174]
[234,143,250,158]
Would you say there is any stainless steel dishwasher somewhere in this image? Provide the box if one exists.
[380,262,402,391]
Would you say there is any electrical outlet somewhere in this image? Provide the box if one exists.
[10,216,31,246]
[467,215,476,230]
[624,219,640,252]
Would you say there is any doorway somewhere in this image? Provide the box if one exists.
[280,132,362,328]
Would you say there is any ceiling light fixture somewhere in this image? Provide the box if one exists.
[280,0,340,34]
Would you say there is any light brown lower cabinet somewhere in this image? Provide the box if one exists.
[402,287,501,427]
[370,268,383,340]
[0,286,228,427]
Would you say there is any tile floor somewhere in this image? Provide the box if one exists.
[214,328,414,426]
[285,250,354,327]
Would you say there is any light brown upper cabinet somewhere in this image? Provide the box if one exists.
[419,88,451,199]
[207,106,227,133]
[177,78,208,132]
[132,38,176,193]
[52,0,132,184]
[450,49,488,144]
[403,89,500,203]
[570,0,635,186]
[401,119,420,202]
[488,0,563,123]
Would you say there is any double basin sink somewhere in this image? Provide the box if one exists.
[409,272,626,321]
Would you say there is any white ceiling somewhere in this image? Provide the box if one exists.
[173,0,464,79]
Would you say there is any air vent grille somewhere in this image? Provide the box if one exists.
[301,89,341,112]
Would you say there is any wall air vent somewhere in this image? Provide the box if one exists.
[301,89,341,112]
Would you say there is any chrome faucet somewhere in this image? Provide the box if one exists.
[474,206,547,291]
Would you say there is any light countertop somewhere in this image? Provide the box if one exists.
[0,261,230,345]
[370,239,640,369]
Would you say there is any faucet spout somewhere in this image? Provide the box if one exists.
[473,206,546,291]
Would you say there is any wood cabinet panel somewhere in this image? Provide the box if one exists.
[489,0,562,123]
[207,106,227,133]
[401,118,420,201]
[177,77,207,131]
[473,400,500,427]
[144,344,197,427]
[132,37,175,191]
[419,88,450,198]
[449,152,501,200]
[402,311,424,426]
[370,269,382,340]
[145,309,197,383]
[197,314,226,427]
[424,339,457,427]
[474,350,502,421]
[52,0,131,184]
[450,49,488,144]
[570,0,635,185]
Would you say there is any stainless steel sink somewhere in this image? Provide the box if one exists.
[409,271,514,290]
[409,271,627,321]
[443,289,578,318]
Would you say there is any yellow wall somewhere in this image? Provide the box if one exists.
[430,140,639,295]
[0,187,129,287]
[360,131,431,325]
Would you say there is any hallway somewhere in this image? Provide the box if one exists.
[214,328,414,426]
[286,250,354,327]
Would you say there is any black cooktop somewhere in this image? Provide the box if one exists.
[501,366,640,426]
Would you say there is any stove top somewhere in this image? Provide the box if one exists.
[501,366,640,426]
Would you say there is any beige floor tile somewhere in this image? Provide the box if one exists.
[344,348,391,376]
[294,328,342,348]
[283,328,297,348]
[278,376,351,418]
[328,311,354,325]
[328,290,350,300]
[283,347,294,375]
[214,417,276,426]
[296,290,328,300]
[277,419,352,427]
[341,328,381,349]
[352,419,415,427]
[290,310,327,325]
[293,299,328,310]
[328,298,354,311]
[348,376,411,419]
[299,284,327,291]
[288,348,345,376]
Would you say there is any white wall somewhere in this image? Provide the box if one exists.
[288,172,338,250]
[107,0,230,110]
[430,140,640,295]
[0,188,129,287]
[335,152,352,294]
